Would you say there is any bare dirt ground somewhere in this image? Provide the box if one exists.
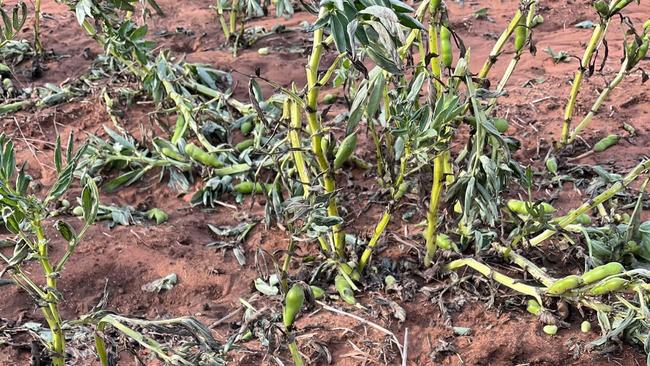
[1,0,650,365]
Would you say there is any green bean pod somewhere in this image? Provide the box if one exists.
[545,156,558,175]
[161,147,185,162]
[493,118,509,133]
[235,139,254,152]
[580,262,625,285]
[335,275,356,305]
[526,299,542,315]
[546,275,582,295]
[507,199,555,215]
[322,93,338,105]
[333,133,357,170]
[283,284,305,329]
[514,16,527,53]
[310,285,325,299]
[234,181,271,194]
[587,277,628,296]
[440,25,453,68]
[543,325,558,335]
[184,143,224,168]
[240,121,253,135]
[593,135,619,152]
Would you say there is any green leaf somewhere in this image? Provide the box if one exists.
[146,208,168,225]
[54,135,62,173]
[347,82,369,135]
[103,169,146,193]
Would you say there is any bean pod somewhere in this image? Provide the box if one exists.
[333,133,357,170]
[335,275,356,305]
[184,143,224,168]
[580,262,625,285]
[283,284,305,329]
[587,277,628,296]
[440,25,453,68]
[546,275,582,295]
[593,135,619,152]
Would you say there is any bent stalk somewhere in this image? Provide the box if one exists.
[530,159,650,245]
[559,23,605,145]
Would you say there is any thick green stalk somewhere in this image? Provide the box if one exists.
[560,23,605,145]
[478,9,524,79]
[288,99,312,198]
[304,9,344,257]
[530,159,650,245]
[34,0,44,55]
[35,224,65,366]
[287,99,329,253]
[422,12,446,267]
[228,0,238,34]
[444,258,544,304]
[568,58,628,142]
[424,153,445,266]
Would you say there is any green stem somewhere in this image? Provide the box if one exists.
[423,153,445,267]
[358,144,411,271]
[560,22,606,145]
[34,0,43,55]
[228,0,238,35]
[493,243,555,286]
[304,9,344,257]
[568,58,628,142]
[444,257,544,304]
[35,223,65,366]
[94,323,109,366]
[530,159,650,245]
[288,339,304,366]
[288,99,312,197]
[478,9,524,79]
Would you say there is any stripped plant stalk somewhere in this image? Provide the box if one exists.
[287,97,329,253]
[424,153,445,266]
[493,243,555,286]
[358,142,411,271]
[558,0,637,145]
[477,8,525,79]
[559,24,606,145]
[568,58,629,142]
[422,4,445,267]
[215,0,231,38]
[494,1,537,96]
[34,0,43,55]
[569,29,650,142]
[229,0,238,35]
[530,159,650,245]
[444,258,545,304]
[287,98,312,198]
[304,8,344,257]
